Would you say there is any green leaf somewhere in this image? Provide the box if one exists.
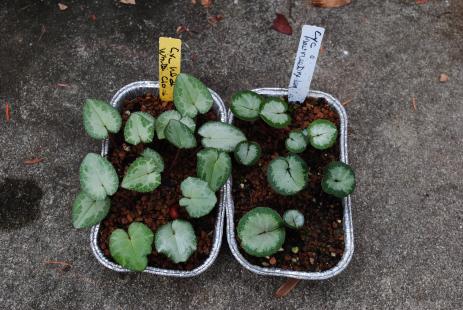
[237,207,285,257]
[306,119,338,150]
[72,191,110,228]
[179,177,217,218]
[198,121,247,152]
[230,91,264,121]
[259,98,291,128]
[141,148,164,172]
[80,153,119,200]
[83,99,122,140]
[197,149,231,192]
[285,131,307,153]
[173,73,213,118]
[109,222,154,272]
[155,110,181,139]
[321,161,356,198]
[154,220,197,263]
[234,141,261,166]
[124,112,156,145]
[165,119,197,149]
[267,154,308,196]
[283,209,305,229]
[121,157,162,192]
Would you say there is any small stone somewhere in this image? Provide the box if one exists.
[331,252,336,257]
[262,262,270,267]
[291,246,299,254]
[123,144,131,152]
[291,257,299,263]
[269,257,277,265]
[337,219,342,223]
[309,258,315,264]
[239,183,244,189]
[124,110,131,115]
[265,256,270,259]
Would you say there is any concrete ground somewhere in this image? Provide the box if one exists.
[1,0,462,309]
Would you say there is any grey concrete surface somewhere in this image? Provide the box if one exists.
[1,0,462,309]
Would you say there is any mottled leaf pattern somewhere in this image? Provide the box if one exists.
[79,153,119,200]
[267,154,308,196]
[259,98,291,128]
[285,131,307,153]
[72,191,110,228]
[165,119,197,149]
[174,73,213,118]
[154,220,197,263]
[121,157,162,192]
[234,141,261,166]
[179,177,217,218]
[283,209,305,229]
[321,161,355,198]
[230,91,264,121]
[198,121,247,152]
[83,99,122,140]
[124,112,156,145]
[197,148,231,192]
[306,119,338,150]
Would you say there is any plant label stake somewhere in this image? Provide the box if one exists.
[288,25,325,103]
[159,37,182,101]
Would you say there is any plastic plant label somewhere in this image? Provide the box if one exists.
[288,25,325,103]
[159,37,182,101]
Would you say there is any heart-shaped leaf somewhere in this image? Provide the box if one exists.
[321,161,356,198]
[173,73,213,118]
[165,119,197,149]
[179,177,217,218]
[230,91,264,121]
[83,99,122,140]
[198,121,247,152]
[124,112,156,145]
[80,153,119,200]
[197,148,231,192]
[283,209,305,229]
[72,191,110,228]
[109,222,154,272]
[155,110,196,139]
[305,119,338,150]
[154,220,197,263]
[234,141,261,166]
[259,98,291,128]
[141,148,164,172]
[285,130,307,153]
[267,154,308,196]
[121,157,162,192]
[237,207,286,257]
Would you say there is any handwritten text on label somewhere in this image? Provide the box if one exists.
[159,37,182,101]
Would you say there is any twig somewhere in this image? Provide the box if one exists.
[411,96,417,111]
[5,101,10,122]
[24,158,45,165]
[45,260,73,271]
[275,278,301,297]
[341,98,353,106]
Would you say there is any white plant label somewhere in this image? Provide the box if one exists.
[288,25,325,103]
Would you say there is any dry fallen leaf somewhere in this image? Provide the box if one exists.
[311,0,351,8]
[416,0,428,4]
[201,0,213,7]
[207,14,224,26]
[411,96,417,111]
[24,158,45,165]
[271,13,292,35]
[120,0,136,5]
[275,278,301,298]
[439,73,449,82]
[58,3,68,11]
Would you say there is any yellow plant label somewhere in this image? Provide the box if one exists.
[159,37,182,101]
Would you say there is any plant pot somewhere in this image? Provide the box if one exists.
[225,88,354,280]
[90,81,227,277]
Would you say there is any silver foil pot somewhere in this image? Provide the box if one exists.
[90,81,227,277]
[225,88,354,280]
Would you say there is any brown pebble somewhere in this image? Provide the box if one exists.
[269,257,277,265]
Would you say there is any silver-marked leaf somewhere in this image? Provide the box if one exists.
[155,220,197,263]
[285,130,307,153]
[79,153,118,200]
[230,91,264,121]
[180,116,196,132]
[198,121,247,152]
[237,207,285,257]
[321,161,356,198]
[83,99,122,140]
[165,119,197,149]
[173,73,213,118]
[109,222,154,272]
[259,98,291,128]
[197,148,231,192]
[306,119,338,150]
[121,157,162,192]
[124,112,156,145]
[72,191,110,228]
[283,209,305,229]
[179,177,217,218]
[141,148,164,172]
[234,141,261,166]
[155,110,181,139]
[267,154,308,196]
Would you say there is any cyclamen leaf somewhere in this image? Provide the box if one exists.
[198,121,247,152]
[124,112,156,145]
[121,157,162,192]
[141,148,164,172]
[234,141,261,166]
[165,119,197,149]
[155,111,196,140]
[283,209,305,229]
[197,148,232,192]
[83,99,122,140]
[155,220,197,263]
[179,115,196,132]
[174,73,213,118]
[230,91,264,121]
[285,131,307,153]
[237,207,285,257]
[72,191,110,228]
[179,177,217,218]
[321,161,356,198]
[306,119,338,150]
[259,98,291,128]
[80,153,118,200]
[109,222,154,272]
[267,154,308,196]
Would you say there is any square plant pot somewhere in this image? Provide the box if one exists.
[90,81,227,277]
[225,88,354,280]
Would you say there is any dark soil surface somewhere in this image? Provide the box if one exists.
[98,93,218,270]
[232,97,344,272]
